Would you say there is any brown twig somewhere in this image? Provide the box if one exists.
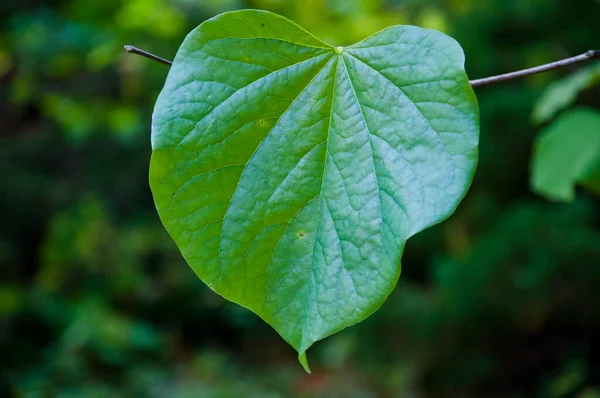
[469,50,600,87]
[123,45,599,87]
[124,45,172,66]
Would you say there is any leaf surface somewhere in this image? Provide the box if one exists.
[150,10,479,370]
[532,109,600,202]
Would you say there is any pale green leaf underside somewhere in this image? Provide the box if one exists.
[150,10,479,369]
[532,109,600,202]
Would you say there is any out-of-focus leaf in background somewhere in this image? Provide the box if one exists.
[531,109,600,202]
[533,62,600,124]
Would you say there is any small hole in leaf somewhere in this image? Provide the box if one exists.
[299,232,305,237]
[259,119,265,125]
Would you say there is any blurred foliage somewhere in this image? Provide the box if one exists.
[1,0,600,397]
[531,109,600,202]
[533,62,600,125]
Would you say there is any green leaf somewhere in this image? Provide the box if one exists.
[150,9,479,369]
[531,109,600,202]
[532,61,600,125]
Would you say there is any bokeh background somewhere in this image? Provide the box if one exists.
[2,1,600,397]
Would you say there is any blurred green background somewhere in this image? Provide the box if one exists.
[1,0,600,397]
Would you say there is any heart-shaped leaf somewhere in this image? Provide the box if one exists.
[150,10,479,371]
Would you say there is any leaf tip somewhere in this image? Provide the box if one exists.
[298,351,311,373]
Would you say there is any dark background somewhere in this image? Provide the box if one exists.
[1,0,600,397]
